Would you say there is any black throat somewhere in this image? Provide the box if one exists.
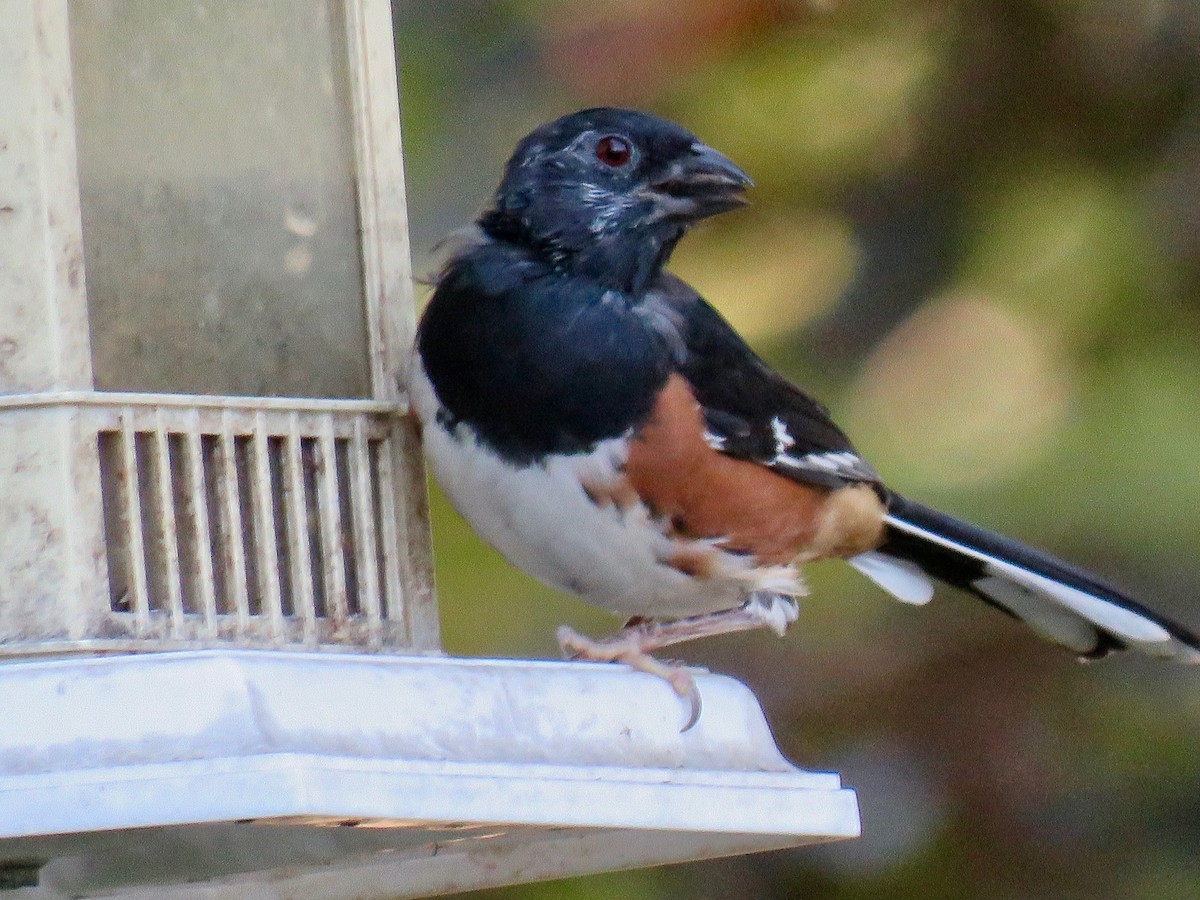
[478,209,685,296]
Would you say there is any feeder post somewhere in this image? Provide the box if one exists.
[0,0,110,644]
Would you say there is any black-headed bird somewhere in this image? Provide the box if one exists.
[411,108,1199,728]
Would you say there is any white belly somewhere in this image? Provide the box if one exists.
[410,362,789,618]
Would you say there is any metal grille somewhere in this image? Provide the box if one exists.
[91,396,416,649]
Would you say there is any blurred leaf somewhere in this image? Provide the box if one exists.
[991,337,1200,555]
[844,293,1074,489]
[958,160,1149,343]
[671,212,856,341]
[671,14,950,195]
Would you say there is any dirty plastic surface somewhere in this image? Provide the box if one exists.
[0,650,860,898]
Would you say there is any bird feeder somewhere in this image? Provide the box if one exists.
[0,1,860,897]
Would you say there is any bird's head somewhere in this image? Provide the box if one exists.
[478,108,752,293]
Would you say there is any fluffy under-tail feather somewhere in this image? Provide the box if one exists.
[851,493,1200,663]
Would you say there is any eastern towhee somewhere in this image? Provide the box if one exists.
[411,108,1199,729]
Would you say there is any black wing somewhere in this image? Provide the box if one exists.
[643,274,879,490]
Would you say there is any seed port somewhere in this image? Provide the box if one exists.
[85,398,414,650]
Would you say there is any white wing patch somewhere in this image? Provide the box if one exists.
[773,449,876,481]
[770,416,794,453]
[700,409,877,485]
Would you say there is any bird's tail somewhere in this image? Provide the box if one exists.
[848,492,1200,663]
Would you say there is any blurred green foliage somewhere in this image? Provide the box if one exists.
[393,0,1200,897]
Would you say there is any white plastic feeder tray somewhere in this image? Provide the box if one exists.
[0,3,860,896]
[0,650,859,898]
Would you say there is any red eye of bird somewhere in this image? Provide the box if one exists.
[595,134,633,167]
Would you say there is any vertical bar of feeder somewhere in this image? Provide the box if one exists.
[119,412,151,632]
[184,415,218,635]
[342,0,413,398]
[218,413,250,632]
[316,416,348,627]
[153,410,185,636]
[251,411,284,640]
[350,416,382,639]
[284,413,317,643]
[373,433,404,633]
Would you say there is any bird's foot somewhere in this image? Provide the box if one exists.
[557,623,702,731]
[556,598,797,732]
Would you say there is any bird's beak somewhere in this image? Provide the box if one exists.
[647,142,754,222]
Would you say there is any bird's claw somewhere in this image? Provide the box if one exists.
[664,666,702,732]
[556,624,703,731]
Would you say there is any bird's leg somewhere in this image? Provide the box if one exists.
[557,623,704,729]
[557,593,798,731]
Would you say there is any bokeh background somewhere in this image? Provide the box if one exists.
[394,1,1200,898]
